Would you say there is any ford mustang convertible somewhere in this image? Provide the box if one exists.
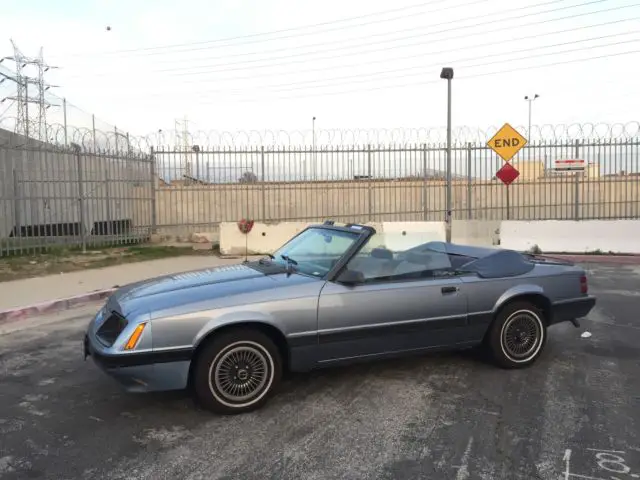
[83,221,596,414]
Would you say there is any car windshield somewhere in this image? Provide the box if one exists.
[271,227,361,277]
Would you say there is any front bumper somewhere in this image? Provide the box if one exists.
[549,295,597,326]
[83,333,193,392]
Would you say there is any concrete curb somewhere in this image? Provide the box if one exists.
[543,254,640,265]
[0,288,116,325]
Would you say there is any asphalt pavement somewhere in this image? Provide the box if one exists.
[0,263,639,480]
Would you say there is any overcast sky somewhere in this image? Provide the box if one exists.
[1,0,639,143]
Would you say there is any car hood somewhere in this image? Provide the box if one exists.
[105,261,318,319]
[113,263,264,302]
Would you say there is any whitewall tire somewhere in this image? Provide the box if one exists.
[487,301,547,369]
[193,329,283,414]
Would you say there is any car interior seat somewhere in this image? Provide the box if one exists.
[348,247,395,279]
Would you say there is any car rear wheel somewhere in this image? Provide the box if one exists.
[487,301,547,369]
[192,329,283,415]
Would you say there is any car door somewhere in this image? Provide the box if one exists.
[316,273,468,364]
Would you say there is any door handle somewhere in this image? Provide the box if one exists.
[441,286,458,294]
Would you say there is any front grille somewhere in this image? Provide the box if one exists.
[96,311,128,347]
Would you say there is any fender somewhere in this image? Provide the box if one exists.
[192,309,282,350]
[492,283,548,314]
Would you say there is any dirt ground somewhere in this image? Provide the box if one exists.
[0,244,218,283]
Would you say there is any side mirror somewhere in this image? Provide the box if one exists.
[336,269,364,286]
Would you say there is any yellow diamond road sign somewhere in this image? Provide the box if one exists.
[487,123,528,162]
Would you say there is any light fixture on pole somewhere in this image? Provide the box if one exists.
[440,67,454,242]
[524,94,539,140]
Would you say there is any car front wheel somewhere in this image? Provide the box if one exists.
[193,329,283,414]
[487,301,547,369]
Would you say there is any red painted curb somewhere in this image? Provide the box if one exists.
[0,288,116,325]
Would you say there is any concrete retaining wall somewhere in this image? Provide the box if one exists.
[499,220,640,254]
[219,221,315,256]
[219,219,640,255]
[379,222,446,250]
[451,220,501,246]
[219,221,446,255]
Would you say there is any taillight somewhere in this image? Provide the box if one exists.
[580,275,588,294]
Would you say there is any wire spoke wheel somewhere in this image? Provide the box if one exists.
[212,344,270,404]
[501,311,543,361]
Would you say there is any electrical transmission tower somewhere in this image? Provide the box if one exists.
[0,39,58,140]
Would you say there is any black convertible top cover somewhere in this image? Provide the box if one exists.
[417,241,536,279]
[460,249,536,278]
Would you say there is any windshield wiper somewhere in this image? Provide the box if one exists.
[280,254,298,275]
[280,254,298,265]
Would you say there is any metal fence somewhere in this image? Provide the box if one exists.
[1,125,639,256]
[152,138,640,233]
[0,128,154,256]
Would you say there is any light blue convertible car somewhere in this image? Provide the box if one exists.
[84,221,595,414]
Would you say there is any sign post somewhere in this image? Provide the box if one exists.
[487,123,528,219]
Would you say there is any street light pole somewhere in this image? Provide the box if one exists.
[524,94,539,139]
[440,67,454,242]
[312,116,316,181]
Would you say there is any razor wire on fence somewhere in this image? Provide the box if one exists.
[50,120,640,150]
[141,122,640,148]
[3,111,640,150]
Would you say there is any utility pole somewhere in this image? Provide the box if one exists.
[524,94,539,140]
[0,39,58,141]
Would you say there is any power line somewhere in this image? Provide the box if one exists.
[65,0,495,64]
[260,34,640,94]
[266,35,639,94]
[100,0,605,66]
[56,0,488,56]
[63,0,605,71]
[116,28,640,97]
[61,4,639,92]
[75,16,631,90]
[147,0,618,71]
[167,46,640,105]
[0,99,15,119]
[177,16,640,85]
[63,0,634,80]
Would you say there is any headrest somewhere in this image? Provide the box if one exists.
[371,247,393,260]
